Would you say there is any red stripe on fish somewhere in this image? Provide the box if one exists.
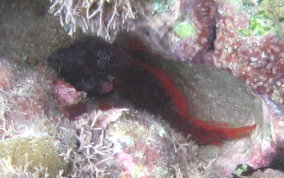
[123,40,256,144]
[129,55,256,145]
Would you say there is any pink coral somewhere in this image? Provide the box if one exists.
[248,143,276,169]
[52,79,85,106]
[116,152,136,175]
[205,3,284,108]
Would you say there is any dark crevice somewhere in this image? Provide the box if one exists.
[208,22,217,51]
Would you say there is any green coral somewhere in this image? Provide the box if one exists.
[174,21,196,39]
[0,136,70,177]
[239,11,277,36]
[249,11,275,35]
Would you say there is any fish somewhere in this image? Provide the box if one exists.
[48,36,256,145]
[125,40,256,145]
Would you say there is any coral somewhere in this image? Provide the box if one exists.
[260,0,284,20]
[49,0,149,40]
[239,11,277,36]
[47,0,219,63]
[51,79,88,119]
[174,21,196,39]
[0,57,57,128]
[0,57,126,177]
[260,0,284,37]
[173,0,218,63]
[0,57,74,177]
[105,110,210,177]
[0,136,69,177]
[2,66,52,122]
[67,111,115,177]
[206,1,284,111]
[52,79,86,106]
[4,0,282,176]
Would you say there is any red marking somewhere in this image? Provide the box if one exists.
[127,40,148,52]
[130,59,188,118]
[189,119,256,144]
[128,40,256,144]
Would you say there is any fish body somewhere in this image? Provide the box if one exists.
[128,57,256,145]
[48,36,256,145]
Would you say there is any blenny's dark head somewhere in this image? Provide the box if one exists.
[48,36,129,96]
